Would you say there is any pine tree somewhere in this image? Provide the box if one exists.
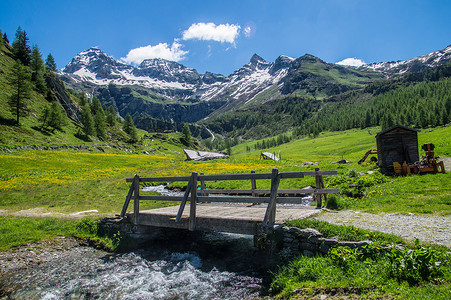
[81,104,95,136]
[90,96,103,116]
[30,45,46,92]
[94,111,107,139]
[45,53,57,72]
[106,105,116,126]
[3,32,9,45]
[40,101,67,131]
[8,60,31,124]
[181,123,192,146]
[12,27,31,66]
[123,113,138,142]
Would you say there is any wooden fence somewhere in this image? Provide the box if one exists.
[120,168,338,231]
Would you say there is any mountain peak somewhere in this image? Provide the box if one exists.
[250,53,266,65]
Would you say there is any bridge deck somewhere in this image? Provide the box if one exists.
[129,203,320,235]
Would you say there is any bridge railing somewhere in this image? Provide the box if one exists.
[121,168,338,231]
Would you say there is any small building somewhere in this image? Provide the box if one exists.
[376,125,420,174]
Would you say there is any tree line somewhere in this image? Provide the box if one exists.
[2,26,140,143]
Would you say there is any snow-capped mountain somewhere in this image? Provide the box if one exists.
[60,48,293,105]
[61,47,205,94]
[358,44,451,77]
[60,44,450,123]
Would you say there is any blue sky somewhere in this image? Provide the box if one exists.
[1,0,450,75]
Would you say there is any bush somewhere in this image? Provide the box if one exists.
[325,194,339,210]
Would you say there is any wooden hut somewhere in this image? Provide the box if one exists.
[376,125,420,174]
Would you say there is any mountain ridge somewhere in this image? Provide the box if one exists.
[59,44,451,124]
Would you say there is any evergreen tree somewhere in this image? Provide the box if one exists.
[30,45,46,92]
[94,111,107,139]
[45,53,57,72]
[106,105,116,126]
[8,60,31,124]
[81,104,95,136]
[40,101,67,131]
[3,32,9,45]
[90,96,103,116]
[123,113,138,142]
[181,123,192,146]
[12,27,31,66]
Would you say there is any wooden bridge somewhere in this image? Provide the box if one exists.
[120,168,338,235]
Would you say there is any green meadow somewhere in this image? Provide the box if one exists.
[1,125,450,216]
[1,125,450,298]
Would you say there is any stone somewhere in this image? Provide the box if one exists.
[303,250,315,257]
[338,240,372,249]
[319,243,330,254]
[288,227,322,239]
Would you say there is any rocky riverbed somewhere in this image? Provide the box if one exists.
[0,233,271,299]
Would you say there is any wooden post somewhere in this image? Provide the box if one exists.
[263,168,280,228]
[200,172,206,196]
[189,172,198,231]
[251,170,257,197]
[120,179,135,217]
[133,174,140,224]
[315,168,322,208]
[175,178,192,222]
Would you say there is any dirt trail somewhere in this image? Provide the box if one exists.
[0,208,105,219]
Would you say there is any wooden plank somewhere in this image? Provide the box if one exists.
[120,179,135,217]
[200,172,207,196]
[315,168,322,208]
[175,178,192,222]
[197,196,308,204]
[302,170,338,176]
[198,196,269,203]
[200,187,337,195]
[189,172,198,231]
[139,195,184,201]
[199,173,273,181]
[133,174,140,225]
[279,172,304,179]
[126,176,191,183]
[263,168,281,227]
[127,170,336,183]
[251,170,257,197]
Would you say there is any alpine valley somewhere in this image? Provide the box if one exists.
[59,44,451,133]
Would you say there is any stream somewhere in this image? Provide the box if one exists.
[0,185,312,299]
[0,232,272,299]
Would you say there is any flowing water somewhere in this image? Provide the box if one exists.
[0,233,269,299]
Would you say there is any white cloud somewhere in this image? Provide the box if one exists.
[182,22,240,44]
[244,26,252,37]
[121,40,188,64]
[336,57,366,67]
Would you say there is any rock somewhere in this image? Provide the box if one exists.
[288,227,322,239]
[299,161,318,167]
[331,159,350,164]
[337,240,372,249]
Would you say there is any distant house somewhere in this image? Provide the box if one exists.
[376,125,420,174]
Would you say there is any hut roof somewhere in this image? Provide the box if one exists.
[376,125,419,137]
[184,149,229,161]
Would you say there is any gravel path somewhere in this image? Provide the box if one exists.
[314,210,451,247]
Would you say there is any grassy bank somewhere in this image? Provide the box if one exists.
[0,217,117,251]
[272,220,451,299]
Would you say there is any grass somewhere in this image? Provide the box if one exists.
[0,216,117,251]
[272,220,451,299]
[0,123,450,298]
[1,125,450,216]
